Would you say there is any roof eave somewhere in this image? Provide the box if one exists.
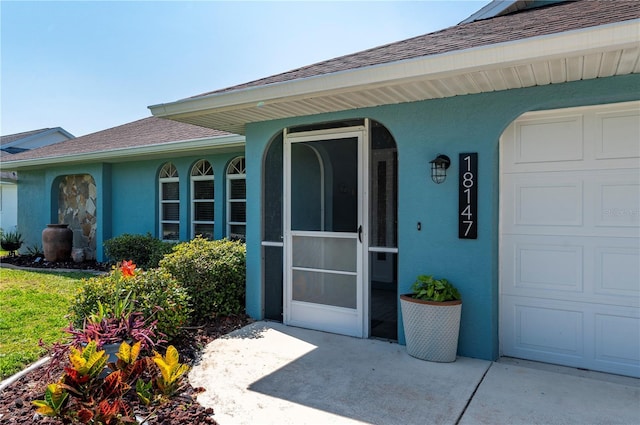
[149,20,640,133]
[1,134,246,170]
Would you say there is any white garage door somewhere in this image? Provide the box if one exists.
[500,101,640,378]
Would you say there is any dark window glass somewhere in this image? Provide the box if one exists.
[194,202,214,221]
[193,180,214,200]
[194,224,214,240]
[162,182,179,201]
[229,225,246,241]
[369,122,398,248]
[162,223,179,240]
[370,251,398,340]
[162,203,179,221]
[263,134,283,242]
[230,179,246,199]
[264,245,283,321]
[230,202,246,222]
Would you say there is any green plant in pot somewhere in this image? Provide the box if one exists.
[1,230,24,256]
[411,275,461,302]
[400,274,462,362]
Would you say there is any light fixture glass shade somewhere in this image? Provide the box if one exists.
[429,154,451,184]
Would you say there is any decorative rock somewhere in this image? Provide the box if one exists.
[71,248,85,263]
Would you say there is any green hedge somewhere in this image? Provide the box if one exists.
[160,237,246,324]
[103,233,174,269]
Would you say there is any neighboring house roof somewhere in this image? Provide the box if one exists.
[1,128,52,145]
[149,0,640,134]
[1,117,243,170]
[1,127,75,151]
[459,0,543,24]
[1,127,75,180]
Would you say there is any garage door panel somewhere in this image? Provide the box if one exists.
[503,170,639,237]
[595,312,640,369]
[502,103,640,174]
[516,181,583,226]
[502,295,584,359]
[502,236,638,308]
[500,102,640,377]
[595,109,640,159]
[515,243,583,292]
[502,296,640,377]
[595,247,640,297]
[595,180,640,228]
[514,115,584,163]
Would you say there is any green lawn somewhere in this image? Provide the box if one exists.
[0,268,93,379]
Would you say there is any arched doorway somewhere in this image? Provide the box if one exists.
[262,119,398,339]
[57,174,97,259]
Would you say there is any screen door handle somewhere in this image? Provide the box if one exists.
[357,225,363,243]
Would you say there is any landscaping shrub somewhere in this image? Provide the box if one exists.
[160,237,246,324]
[103,233,174,269]
[70,263,191,341]
[33,340,191,423]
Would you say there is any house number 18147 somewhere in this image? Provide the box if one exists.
[459,153,477,239]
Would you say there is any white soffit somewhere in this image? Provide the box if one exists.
[149,20,640,134]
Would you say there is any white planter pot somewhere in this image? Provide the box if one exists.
[400,294,462,362]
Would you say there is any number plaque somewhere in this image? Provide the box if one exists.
[459,153,477,239]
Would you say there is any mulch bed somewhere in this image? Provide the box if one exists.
[0,256,253,424]
[0,254,111,272]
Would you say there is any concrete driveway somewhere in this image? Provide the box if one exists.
[189,321,640,425]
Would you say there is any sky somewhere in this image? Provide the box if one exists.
[1,1,491,137]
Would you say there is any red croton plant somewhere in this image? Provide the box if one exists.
[33,261,188,424]
[33,340,190,424]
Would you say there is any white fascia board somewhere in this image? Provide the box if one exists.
[149,20,639,118]
[1,134,246,170]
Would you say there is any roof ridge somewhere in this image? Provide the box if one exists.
[187,0,635,99]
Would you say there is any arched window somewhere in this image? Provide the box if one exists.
[226,156,246,241]
[159,162,179,240]
[191,160,214,239]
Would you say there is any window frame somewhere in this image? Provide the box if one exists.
[226,156,246,241]
[190,159,215,239]
[159,162,180,241]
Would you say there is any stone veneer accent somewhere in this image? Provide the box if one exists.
[57,174,97,260]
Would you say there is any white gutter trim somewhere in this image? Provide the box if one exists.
[149,20,639,118]
[1,134,246,170]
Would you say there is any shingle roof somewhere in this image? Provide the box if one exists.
[1,117,232,162]
[0,128,52,146]
[192,0,639,99]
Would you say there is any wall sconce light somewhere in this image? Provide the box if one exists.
[429,154,451,184]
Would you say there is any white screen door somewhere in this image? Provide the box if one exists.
[284,127,366,337]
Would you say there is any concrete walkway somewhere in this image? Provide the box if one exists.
[190,322,640,425]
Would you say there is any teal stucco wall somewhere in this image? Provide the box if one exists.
[244,74,640,361]
[13,74,639,361]
[16,151,243,262]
